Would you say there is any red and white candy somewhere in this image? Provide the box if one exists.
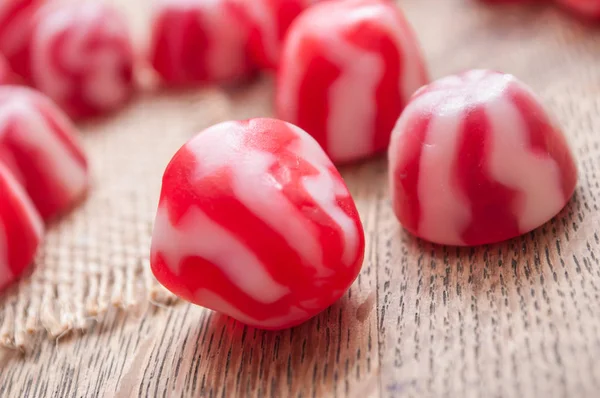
[388,70,578,246]
[0,162,43,291]
[151,118,365,329]
[556,0,600,20]
[0,0,41,78]
[0,86,89,221]
[28,2,135,118]
[233,0,320,69]
[276,0,429,164]
[149,0,254,85]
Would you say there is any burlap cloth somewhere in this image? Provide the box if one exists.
[0,0,599,350]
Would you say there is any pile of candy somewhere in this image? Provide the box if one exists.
[0,0,582,329]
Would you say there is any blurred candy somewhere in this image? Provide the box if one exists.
[233,0,320,69]
[556,0,600,19]
[0,55,13,85]
[149,0,254,85]
[28,2,135,118]
[478,0,534,3]
[151,118,365,329]
[0,0,42,77]
[0,86,89,221]
[388,70,578,246]
[0,162,43,291]
[276,0,429,164]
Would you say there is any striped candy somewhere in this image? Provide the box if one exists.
[0,86,89,221]
[0,162,43,291]
[232,0,320,70]
[149,0,255,85]
[0,0,41,78]
[556,0,600,19]
[276,0,429,164]
[151,118,365,329]
[388,70,578,246]
[28,2,135,118]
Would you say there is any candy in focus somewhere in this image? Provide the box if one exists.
[0,162,43,291]
[0,86,89,221]
[28,2,135,118]
[276,0,429,164]
[151,118,365,329]
[388,69,578,246]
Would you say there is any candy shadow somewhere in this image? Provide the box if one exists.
[220,75,275,120]
[173,292,376,397]
[393,191,582,302]
[76,72,267,136]
[337,155,389,204]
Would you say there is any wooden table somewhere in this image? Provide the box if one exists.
[1,1,600,397]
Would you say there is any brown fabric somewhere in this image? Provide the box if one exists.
[0,88,232,348]
[0,0,598,376]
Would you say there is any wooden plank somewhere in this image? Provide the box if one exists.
[1,1,600,397]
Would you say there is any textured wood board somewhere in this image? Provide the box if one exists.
[1,0,600,397]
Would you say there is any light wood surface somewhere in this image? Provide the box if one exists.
[1,0,600,397]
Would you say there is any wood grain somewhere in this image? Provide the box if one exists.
[1,0,600,397]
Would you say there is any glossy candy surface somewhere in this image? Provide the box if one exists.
[28,2,135,118]
[149,0,254,85]
[0,162,43,291]
[0,0,41,78]
[556,0,600,19]
[276,0,429,164]
[388,70,578,246]
[151,118,365,329]
[0,86,89,221]
[233,0,319,69]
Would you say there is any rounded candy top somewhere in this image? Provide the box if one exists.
[28,2,135,118]
[0,162,43,291]
[276,0,429,164]
[388,70,578,246]
[151,118,365,329]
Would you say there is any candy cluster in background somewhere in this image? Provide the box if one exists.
[0,0,586,329]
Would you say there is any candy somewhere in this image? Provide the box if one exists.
[0,86,89,221]
[0,0,41,78]
[388,70,578,246]
[28,2,135,118]
[232,0,319,69]
[0,162,44,291]
[276,0,429,164]
[478,0,534,3]
[0,55,13,85]
[151,118,365,329]
[556,0,600,20]
[149,0,255,85]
